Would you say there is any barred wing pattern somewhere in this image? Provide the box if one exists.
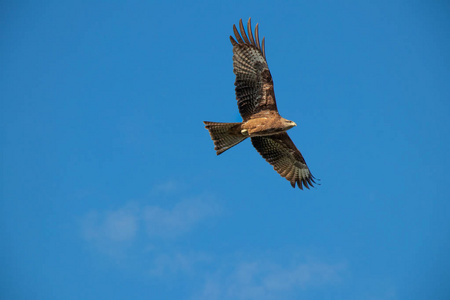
[251,133,317,189]
[230,18,278,121]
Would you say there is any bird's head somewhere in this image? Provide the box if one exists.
[283,119,297,130]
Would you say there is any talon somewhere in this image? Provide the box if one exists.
[241,129,248,135]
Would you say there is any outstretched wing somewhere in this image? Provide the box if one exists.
[251,133,317,189]
[230,18,278,121]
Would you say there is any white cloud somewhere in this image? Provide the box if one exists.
[151,180,180,194]
[143,196,220,238]
[148,251,212,277]
[79,186,345,300]
[80,194,221,250]
[262,261,343,290]
[80,205,140,258]
[196,257,346,300]
[81,205,138,243]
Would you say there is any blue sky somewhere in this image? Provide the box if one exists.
[1,1,450,299]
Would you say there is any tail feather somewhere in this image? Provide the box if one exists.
[203,121,247,155]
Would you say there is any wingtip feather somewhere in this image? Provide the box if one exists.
[230,36,238,46]
[247,18,255,46]
[239,19,250,44]
[262,37,266,58]
[231,18,266,59]
[233,24,244,44]
[255,23,261,50]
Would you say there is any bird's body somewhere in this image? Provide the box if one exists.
[240,112,296,137]
[204,18,317,189]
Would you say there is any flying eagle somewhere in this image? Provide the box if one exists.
[204,18,317,189]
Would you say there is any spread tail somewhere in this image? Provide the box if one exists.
[203,121,247,155]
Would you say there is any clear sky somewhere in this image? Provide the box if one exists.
[1,1,450,299]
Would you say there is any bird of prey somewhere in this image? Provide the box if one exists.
[204,18,317,189]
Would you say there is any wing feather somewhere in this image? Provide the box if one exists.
[239,19,250,44]
[285,166,296,182]
[230,35,238,46]
[280,162,293,177]
[231,18,276,121]
[233,24,245,44]
[262,37,266,59]
[251,133,317,189]
[254,23,261,52]
[247,18,255,46]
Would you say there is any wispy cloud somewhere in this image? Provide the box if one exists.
[80,191,221,251]
[79,183,346,299]
[81,207,139,242]
[197,257,346,300]
[151,180,180,194]
[143,196,220,238]
[80,204,140,257]
[148,251,212,277]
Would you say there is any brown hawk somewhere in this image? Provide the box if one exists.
[204,18,317,189]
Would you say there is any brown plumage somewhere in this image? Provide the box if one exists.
[204,18,317,189]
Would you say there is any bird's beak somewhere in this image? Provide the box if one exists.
[292,122,297,127]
